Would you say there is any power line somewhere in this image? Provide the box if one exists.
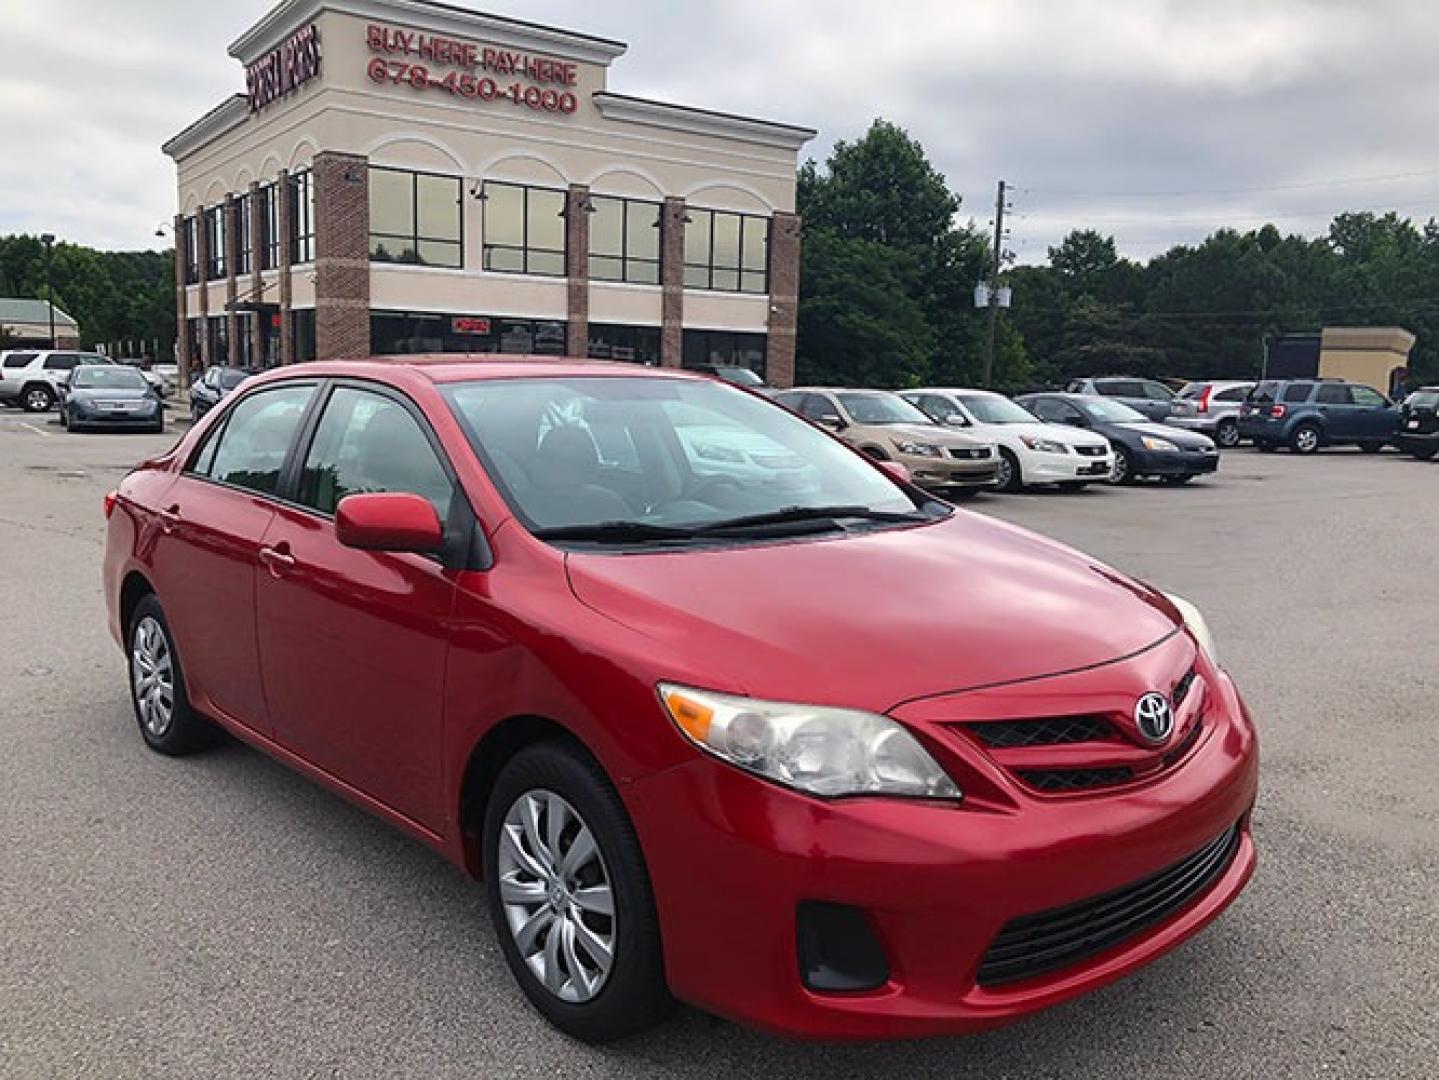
[1016,165,1439,199]
[1016,195,1439,228]
[1012,292,1439,323]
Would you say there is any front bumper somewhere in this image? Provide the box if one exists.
[1024,452,1114,483]
[1133,447,1220,477]
[627,658,1259,1040]
[906,454,999,490]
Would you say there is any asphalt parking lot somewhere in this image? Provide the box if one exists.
[1,408,1435,1079]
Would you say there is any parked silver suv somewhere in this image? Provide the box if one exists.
[1169,380,1255,448]
[0,350,164,412]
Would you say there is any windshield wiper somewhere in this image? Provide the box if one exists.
[531,521,700,544]
[694,504,931,533]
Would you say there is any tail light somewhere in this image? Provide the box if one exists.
[103,491,118,519]
[1270,404,1287,419]
[1198,386,1213,414]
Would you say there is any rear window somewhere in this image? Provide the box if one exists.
[1178,383,1208,400]
[1281,383,1313,403]
[1097,380,1144,397]
[3,352,37,369]
[1408,390,1439,409]
[1249,381,1281,404]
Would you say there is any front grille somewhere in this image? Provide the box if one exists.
[948,447,992,460]
[968,714,1113,748]
[1075,445,1108,457]
[1018,767,1134,792]
[977,826,1241,987]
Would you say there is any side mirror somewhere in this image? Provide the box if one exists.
[817,413,847,431]
[879,460,910,484]
[943,414,970,427]
[336,492,444,554]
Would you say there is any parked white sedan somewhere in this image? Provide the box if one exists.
[901,388,1115,491]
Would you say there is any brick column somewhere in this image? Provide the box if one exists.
[173,214,190,387]
[195,207,211,368]
[564,184,590,357]
[248,181,265,365]
[278,169,294,364]
[313,152,370,360]
[660,196,686,368]
[766,211,801,388]
[224,195,240,366]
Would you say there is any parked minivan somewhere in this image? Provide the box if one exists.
[1237,379,1399,453]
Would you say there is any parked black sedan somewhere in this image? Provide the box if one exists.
[1396,387,1439,460]
[190,365,255,420]
[59,365,165,433]
[1016,392,1220,485]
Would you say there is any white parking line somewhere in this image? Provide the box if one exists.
[19,422,51,438]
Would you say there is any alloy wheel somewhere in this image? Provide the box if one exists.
[130,615,175,738]
[1110,447,1130,484]
[24,387,53,412]
[498,790,616,1004]
[1294,426,1319,453]
[996,455,1013,489]
[1216,421,1240,448]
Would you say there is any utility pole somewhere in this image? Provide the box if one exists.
[982,180,1006,388]
[41,233,56,347]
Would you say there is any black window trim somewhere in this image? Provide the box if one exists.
[182,380,322,497]
[285,377,490,570]
[481,180,566,278]
[368,165,465,270]
[683,206,770,294]
[588,193,661,285]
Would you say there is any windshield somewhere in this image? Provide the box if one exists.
[444,376,926,539]
[957,394,1037,424]
[835,392,931,425]
[219,369,251,389]
[1078,397,1149,423]
[72,367,147,390]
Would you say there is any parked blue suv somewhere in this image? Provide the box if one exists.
[1237,379,1399,454]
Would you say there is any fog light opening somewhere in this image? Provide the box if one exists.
[796,901,890,993]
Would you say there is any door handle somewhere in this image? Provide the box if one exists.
[159,504,181,534]
[258,543,297,576]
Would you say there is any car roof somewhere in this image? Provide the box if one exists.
[907,387,998,397]
[244,355,717,389]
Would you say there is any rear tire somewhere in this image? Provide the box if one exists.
[1215,419,1240,448]
[127,595,220,756]
[996,448,1024,492]
[1290,423,1321,454]
[484,742,673,1043]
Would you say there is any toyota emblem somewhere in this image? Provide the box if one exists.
[1134,692,1174,744]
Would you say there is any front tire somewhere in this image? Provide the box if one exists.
[995,448,1023,492]
[484,742,672,1043]
[1108,445,1134,485]
[127,595,219,755]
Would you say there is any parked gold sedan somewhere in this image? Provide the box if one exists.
[773,388,999,493]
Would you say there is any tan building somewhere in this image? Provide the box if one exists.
[163,0,815,385]
[0,299,80,349]
[1319,327,1414,392]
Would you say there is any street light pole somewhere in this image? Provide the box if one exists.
[40,233,56,347]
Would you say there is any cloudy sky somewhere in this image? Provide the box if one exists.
[4,0,1438,262]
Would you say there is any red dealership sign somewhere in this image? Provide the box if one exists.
[365,24,579,115]
[451,317,492,335]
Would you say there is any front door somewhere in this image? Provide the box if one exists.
[255,384,459,832]
[1350,385,1397,439]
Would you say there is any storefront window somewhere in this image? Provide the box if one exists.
[589,196,660,284]
[587,324,661,364]
[684,209,768,294]
[235,313,254,368]
[182,218,199,285]
[289,170,315,265]
[368,167,463,267]
[371,310,567,355]
[205,207,226,281]
[482,181,566,276]
[186,317,203,363]
[206,315,229,364]
[682,329,767,379]
[258,184,280,270]
[235,196,252,277]
[292,308,316,364]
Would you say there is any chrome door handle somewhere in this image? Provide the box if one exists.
[258,544,296,575]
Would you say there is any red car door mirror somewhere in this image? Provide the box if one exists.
[335,492,444,554]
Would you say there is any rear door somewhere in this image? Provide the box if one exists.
[150,382,318,733]
[254,382,459,831]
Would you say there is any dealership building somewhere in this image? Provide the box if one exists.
[163,0,815,385]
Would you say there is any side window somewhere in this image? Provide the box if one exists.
[202,385,315,495]
[4,352,38,369]
[1315,384,1352,405]
[798,394,831,420]
[204,367,222,389]
[1282,383,1314,403]
[1351,386,1387,407]
[44,354,81,371]
[298,387,453,519]
[919,394,962,422]
[1142,381,1174,401]
[1099,380,1141,398]
[1214,387,1248,402]
[1028,398,1065,422]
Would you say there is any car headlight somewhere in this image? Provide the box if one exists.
[891,439,944,458]
[1141,435,1179,452]
[1019,435,1068,454]
[1163,593,1219,667]
[659,684,961,800]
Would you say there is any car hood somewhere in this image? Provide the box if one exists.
[1114,421,1213,447]
[984,421,1110,449]
[564,513,1179,712]
[868,422,989,448]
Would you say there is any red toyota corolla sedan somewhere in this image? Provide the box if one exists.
[102,358,1257,1042]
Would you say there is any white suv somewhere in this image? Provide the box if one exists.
[0,350,160,412]
[901,388,1115,492]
